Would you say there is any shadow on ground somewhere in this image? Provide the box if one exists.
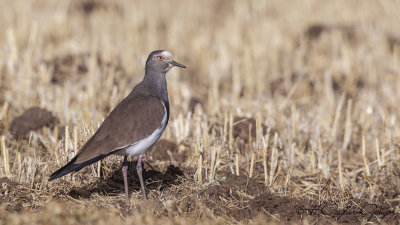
[68,162,184,199]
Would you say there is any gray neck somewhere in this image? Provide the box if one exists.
[140,69,169,103]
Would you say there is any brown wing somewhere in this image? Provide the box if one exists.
[74,95,166,164]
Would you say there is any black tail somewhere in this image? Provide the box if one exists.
[48,153,112,181]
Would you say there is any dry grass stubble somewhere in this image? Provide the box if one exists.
[1,0,400,224]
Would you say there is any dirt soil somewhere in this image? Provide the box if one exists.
[9,107,59,138]
[2,162,399,224]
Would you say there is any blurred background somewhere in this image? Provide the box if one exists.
[0,0,398,124]
[0,0,400,223]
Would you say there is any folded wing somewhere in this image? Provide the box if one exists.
[48,95,167,181]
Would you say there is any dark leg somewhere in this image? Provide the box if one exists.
[122,156,129,204]
[137,155,147,199]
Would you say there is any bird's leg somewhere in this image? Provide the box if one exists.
[122,156,129,205]
[136,155,147,199]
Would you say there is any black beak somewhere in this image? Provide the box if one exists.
[170,60,186,68]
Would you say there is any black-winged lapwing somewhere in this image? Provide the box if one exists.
[49,50,185,204]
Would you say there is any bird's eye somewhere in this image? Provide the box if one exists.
[156,56,165,61]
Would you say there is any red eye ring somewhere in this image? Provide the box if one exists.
[156,56,165,61]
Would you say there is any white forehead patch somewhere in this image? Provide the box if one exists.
[161,51,172,58]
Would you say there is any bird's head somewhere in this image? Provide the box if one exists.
[145,50,186,73]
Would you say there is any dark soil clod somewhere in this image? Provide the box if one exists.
[149,139,179,161]
[10,107,58,138]
[305,23,355,41]
[233,116,268,143]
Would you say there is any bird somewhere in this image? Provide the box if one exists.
[48,50,185,204]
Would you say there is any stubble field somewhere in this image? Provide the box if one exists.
[1,0,400,224]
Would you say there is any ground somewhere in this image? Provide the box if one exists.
[0,0,400,224]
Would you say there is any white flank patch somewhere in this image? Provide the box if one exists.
[117,101,168,156]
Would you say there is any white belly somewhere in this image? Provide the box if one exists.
[116,101,168,157]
